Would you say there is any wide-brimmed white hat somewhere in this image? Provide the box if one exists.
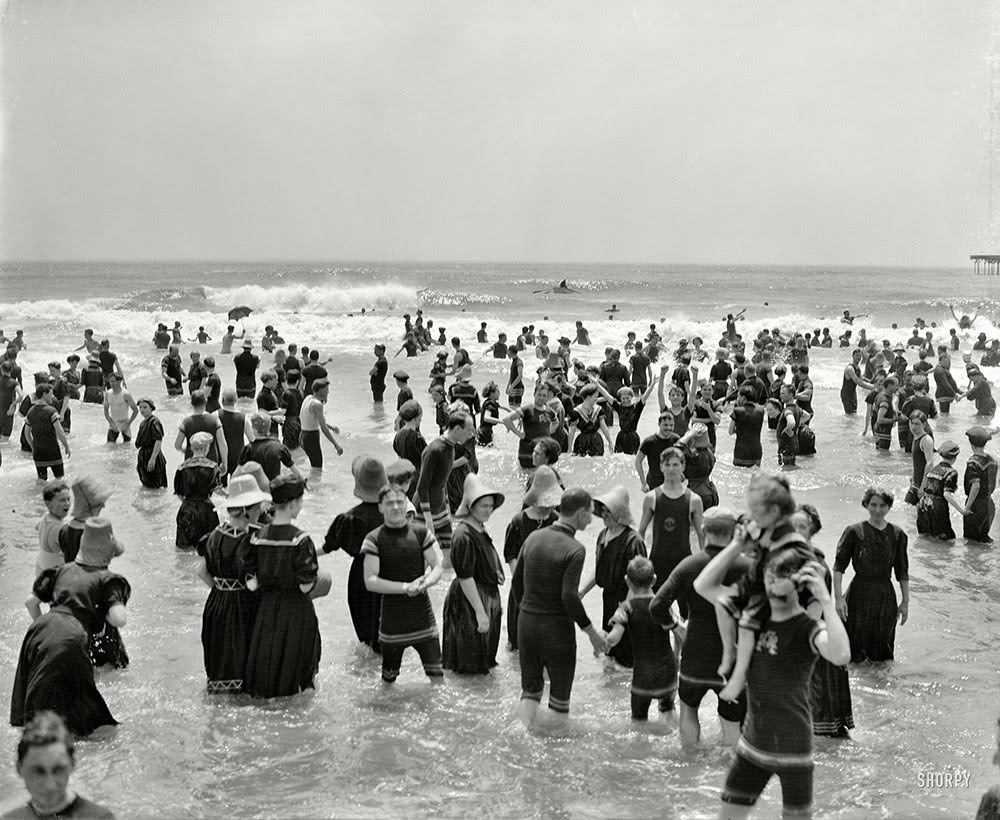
[524,465,562,508]
[592,486,634,527]
[224,474,272,508]
[455,473,505,518]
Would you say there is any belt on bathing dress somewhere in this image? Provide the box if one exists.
[213,577,247,591]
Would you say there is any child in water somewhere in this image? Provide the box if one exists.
[693,474,815,703]
[606,556,678,723]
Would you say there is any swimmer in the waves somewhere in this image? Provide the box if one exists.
[533,279,579,295]
[950,305,978,330]
[607,303,620,313]
[841,309,868,325]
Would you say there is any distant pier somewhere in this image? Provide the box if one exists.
[971,254,1000,275]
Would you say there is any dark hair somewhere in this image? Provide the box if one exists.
[17,711,74,765]
[444,411,470,431]
[908,409,928,425]
[798,364,809,376]
[285,369,301,385]
[190,389,207,409]
[797,503,822,535]
[578,383,599,401]
[764,546,810,579]
[66,355,80,364]
[42,480,69,502]
[309,350,320,361]
[204,356,215,368]
[451,337,461,346]
[659,446,685,466]
[559,487,593,516]
[862,486,895,508]
[34,384,51,399]
[378,482,409,502]
[311,378,330,394]
[532,436,561,465]
[626,556,655,587]
[738,385,757,402]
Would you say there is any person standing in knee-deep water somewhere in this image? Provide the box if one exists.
[173,432,222,550]
[442,474,506,674]
[299,378,344,469]
[512,488,608,728]
[324,457,388,653]
[917,439,964,540]
[135,398,168,489]
[963,426,998,543]
[196,475,269,694]
[834,488,909,663]
[369,344,388,403]
[24,385,70,481]
[362,483,445,684]
[579,486,646,668]
[243,475,324,698]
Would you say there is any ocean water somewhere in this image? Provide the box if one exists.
[0,260,998,818]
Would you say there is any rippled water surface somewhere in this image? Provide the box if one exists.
[0,263,998,817]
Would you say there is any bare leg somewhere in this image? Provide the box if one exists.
[720,717,742,746]
[718,803,753,820]
[679,703,701,749]
[515,698,540,729]
[718,627,754,702]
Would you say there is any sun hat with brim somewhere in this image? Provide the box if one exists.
[71,476,112,519]
[524,465,563,508]
[690,422,710,440]
[352,456,388,503]
[393,370,410,381]
[967,426,994,446]
[936,439,961,458]
[456,473,505,518]
[892,344,906,353]
[242,338,253,348]
[592,486,634,527]
[78,517,123,568]
[232,461,270,492]
[224,474,272,508]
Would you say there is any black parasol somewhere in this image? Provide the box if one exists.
[228,306,253,321]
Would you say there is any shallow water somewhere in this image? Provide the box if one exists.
[0,263,998,817]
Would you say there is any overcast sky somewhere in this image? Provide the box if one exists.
[0,0,992,265]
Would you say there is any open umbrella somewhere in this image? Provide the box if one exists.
[228,306,253,321]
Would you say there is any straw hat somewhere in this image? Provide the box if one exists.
[592,486,634,527]
[689,422,709,440]
[232,461,269,492]
[455,473,505,518]
[71,476,112,519]
[242,338,253,349]
[352,456,388,503]
[224,474,272,508]
[523,465,562,508]
[78,517,123,568]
